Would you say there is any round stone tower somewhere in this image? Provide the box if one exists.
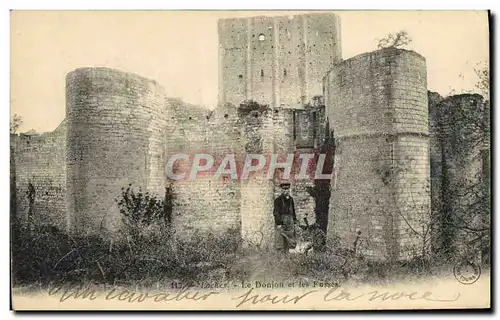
[66,67,167,236]
[324,48,430,261]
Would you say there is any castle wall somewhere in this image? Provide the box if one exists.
[239,107,275,248]
[218,18,248,108]
[167,102,243,241]
[303,14,342,101]
[277,105,329,227]
[166,100,326,244]
[218,13,341,108]
[429,93,490,257]
[164,98,210,155]
[11,13,457,263]
[324,48,430,260]
[66,67,167,237]
[428,91,443,234]
[239,104,329,247]
[11,121,68,230]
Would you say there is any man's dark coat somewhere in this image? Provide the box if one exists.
[273,195,297,226]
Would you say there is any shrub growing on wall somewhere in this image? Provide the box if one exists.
[115,184,172,242]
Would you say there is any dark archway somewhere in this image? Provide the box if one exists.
[306,120,335,234]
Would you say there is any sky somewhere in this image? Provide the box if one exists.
[10,10,489,133]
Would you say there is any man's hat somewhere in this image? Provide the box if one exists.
[279,182,291,189]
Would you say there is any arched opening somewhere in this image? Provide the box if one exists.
[306,120,336,235]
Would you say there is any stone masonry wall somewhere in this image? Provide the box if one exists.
[324,48,430,261]
[273,105,329,227]
[239,106,275,248]
[12,121,68,230]
[164,97,211,240]
[66,67,167,237]
[272,108,314,226]
[218,13,341,109]
[11,15,447,264]
[428,91,443,234]
[167,101,244,241]
[393,135,431,259]
[429,93,490,257]
[330,135,396,259]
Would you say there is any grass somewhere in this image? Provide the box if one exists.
[11,222,485,292]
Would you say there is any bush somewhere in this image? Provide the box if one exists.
[12,220,442,288]
[10,213,243,286]
[116,184,171,237]
[11,223,72,285]
[11,183,455,288]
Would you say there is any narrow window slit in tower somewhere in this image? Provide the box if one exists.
[283,69,287,77]
[261,69,264,77]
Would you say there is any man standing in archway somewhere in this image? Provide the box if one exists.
[273,183,297,253]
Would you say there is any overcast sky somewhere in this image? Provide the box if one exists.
[11,10,489,133]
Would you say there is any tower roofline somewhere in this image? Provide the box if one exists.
[217,12,340,24]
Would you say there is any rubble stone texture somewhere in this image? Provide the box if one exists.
[10,12,486,260]
[323,48,430,260]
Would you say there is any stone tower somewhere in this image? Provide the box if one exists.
[218,12,342,109]
[66,68,167,236]
[217,12,341,248]
[324,48,431,261]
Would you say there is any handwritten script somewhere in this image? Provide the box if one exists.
[47,283,461,308]
[49,283,218,303]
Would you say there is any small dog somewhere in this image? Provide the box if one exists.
[289,241,313,254]
[288,218,326,254]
